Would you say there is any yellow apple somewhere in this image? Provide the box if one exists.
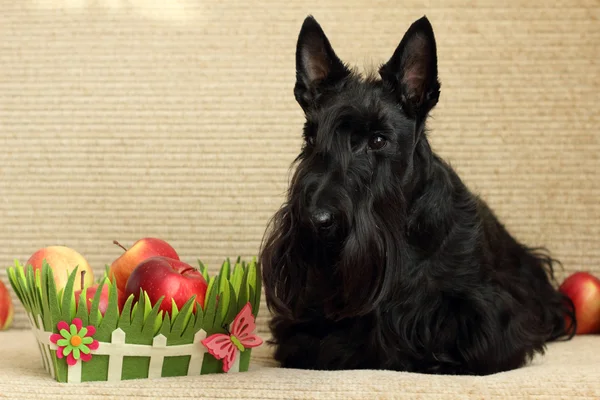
[25,246,94,292]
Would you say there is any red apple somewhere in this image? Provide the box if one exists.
[559,271,600,334]
[108,238,180,292]
[0,280,13,331]
[117,286,128,312]
[74,271,110,315]
[124,256,207,315]
[25,246,94,292]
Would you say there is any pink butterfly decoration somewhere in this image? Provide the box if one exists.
[201,302,263,372]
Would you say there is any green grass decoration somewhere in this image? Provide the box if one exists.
[170,296,197,338]
[6,256,262,382]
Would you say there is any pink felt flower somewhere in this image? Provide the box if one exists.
[49,318,99,366]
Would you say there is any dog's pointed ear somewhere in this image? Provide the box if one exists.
[379,16,441,120]
[294,16,351,111]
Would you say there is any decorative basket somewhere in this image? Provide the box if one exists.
[6,257,263,383]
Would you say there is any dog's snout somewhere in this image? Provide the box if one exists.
[311,209,334,229]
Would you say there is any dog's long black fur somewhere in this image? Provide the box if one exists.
[259,15,576,375]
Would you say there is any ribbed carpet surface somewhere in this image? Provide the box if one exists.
[0,329,598,399]
[0,0,599,398]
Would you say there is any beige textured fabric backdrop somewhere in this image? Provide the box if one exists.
[0,0,598,336]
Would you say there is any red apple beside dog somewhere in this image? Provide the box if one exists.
[108,238,180,292]
[74,271,110,315]
[0,280,13,331]
[124,256,208,315]
[559,271,600,334]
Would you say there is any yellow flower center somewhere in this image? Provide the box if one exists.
[70,335,82,347]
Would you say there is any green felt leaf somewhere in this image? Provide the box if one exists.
[170,296,196,338]
[252,257,262,317]
[94,283,119,342]
[159,312,172,338]
[247,260,258,315]
[193,305,204,332]
[142,291,153,322]
[221,258,231,280]
[204,275,216,310]
[249,286,256,311]
[216,282,231,327]
[170,299,180,322]
[180,312,198,341]
[141,299,163,338]
[237,266,250,313]
[219,268,229,296]
[53,352,67,382]
[120,290,156,346]
[6,263,26,308]
[17,266,35,325]
[239,348,252,372]
[197,260,209,281]
[89,279,109,326]
[116,292,135,333]
[16,263,29,296]
[7,263,29,319]
[68,287,77,320]
[75,287,89,325]
[230,262,244,295]
[24,265,37,318]
[25,264,38,310]
[44,263,62,332]
[130,302,138,325]
[153,310,164,336]
[32,268,44,324]
[60,266,79,323]
[129,289,148,336]
[225,281,238,325]
[202,277,219,331]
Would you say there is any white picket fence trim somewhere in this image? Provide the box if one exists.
[28,313,239,383]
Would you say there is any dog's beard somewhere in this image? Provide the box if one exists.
[330,186,408,319]
[260,176,409,321]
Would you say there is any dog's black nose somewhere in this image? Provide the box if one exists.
[311,209,334,229]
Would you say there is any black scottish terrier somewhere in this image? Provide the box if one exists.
[259,15,576,375]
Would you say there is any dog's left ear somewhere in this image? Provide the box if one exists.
[379,16,441,120]
[294,16,351,111]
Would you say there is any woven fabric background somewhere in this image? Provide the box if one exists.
[0,0,598,335]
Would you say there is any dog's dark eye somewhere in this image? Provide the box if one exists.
[368,135,387,150]
[306,136,316,146]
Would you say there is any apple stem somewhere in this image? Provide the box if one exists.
[80,270,86,289]
[113,240,128,252]
[180,267,197,275]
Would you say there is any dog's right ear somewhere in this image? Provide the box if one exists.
[379,16,441,121]
[294,16,351,111]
